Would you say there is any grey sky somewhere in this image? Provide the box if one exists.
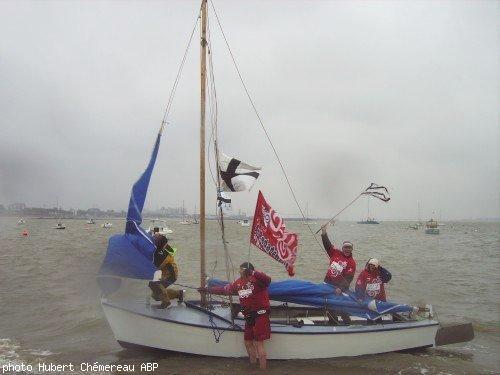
[0,0,498,220]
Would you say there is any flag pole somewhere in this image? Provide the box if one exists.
[315,183,391,234]
[314,192,364,234]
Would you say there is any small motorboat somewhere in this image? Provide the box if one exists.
[54,223,66,230]
[240,219,250,227]
[102,222,113,228]
[87,218,96,224]
[179,220,191,225]
[17,218,26,225]
[425,219,439,235]
[357,218,380,224]
[147,226,173,235]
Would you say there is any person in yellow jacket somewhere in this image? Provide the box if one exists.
[149,235,184,309]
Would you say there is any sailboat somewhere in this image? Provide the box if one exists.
[179,200,191,225]
[302,202,316,225]
[98,1,472,359]
[192,205,200,224]
[425,218,440,235]
[357,197,380,224]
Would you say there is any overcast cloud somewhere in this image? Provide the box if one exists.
[0,0,498,220]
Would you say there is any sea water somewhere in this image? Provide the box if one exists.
[0,218,498,374]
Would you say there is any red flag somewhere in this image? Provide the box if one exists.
[250,191,298,276]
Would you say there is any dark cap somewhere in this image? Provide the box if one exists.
[154,234,168,250]
[239,262,254,271]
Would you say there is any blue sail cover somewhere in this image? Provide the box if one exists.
[98,132,161,281]
[208,278,413,320]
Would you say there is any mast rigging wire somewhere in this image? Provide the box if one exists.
[160,11,201,128]
[209,0,323,252]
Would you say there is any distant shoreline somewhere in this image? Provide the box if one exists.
[1,215,498,222]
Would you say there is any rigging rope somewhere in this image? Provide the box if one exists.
[160,10,200,127]
[206,13,235,283]
[209,0,323,252]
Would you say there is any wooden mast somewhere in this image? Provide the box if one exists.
[199,0,208,305]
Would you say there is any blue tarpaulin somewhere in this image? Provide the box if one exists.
[208,278,413,320]
[98,132,161,281]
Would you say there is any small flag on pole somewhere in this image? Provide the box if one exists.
[361,183,391,202]
[217,189,232,212]
[219,153,261,192]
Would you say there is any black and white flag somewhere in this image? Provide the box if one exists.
[217,189,232,212]
[361,183,391,202]
[219,153,261,192]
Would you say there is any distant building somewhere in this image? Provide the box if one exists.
[8,203,26,213]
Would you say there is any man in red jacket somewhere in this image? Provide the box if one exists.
[355,258,392,302]
[200,262,271,370]
[320,222,356,294]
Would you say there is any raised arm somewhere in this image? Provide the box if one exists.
[321,224,334,257]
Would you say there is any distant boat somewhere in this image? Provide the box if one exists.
[357,197,380,224]
[179,200,191,225]
[17,218,26,225]
[54,222,66,230]
[87,218,96,224]
[407,224,419,230]
[425,219,439,235]
[147,226,173,235]
[192,204,200,224]
[302,202,317,225]
[102,222,113,228]
[357,218,380,224]
[240,219,250,227]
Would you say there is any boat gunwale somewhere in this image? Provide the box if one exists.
[102,299,439,335]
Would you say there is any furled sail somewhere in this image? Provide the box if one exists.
[207,278,413,320]
[98,130,162,284]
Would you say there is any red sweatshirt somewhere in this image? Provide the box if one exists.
[355,267,390,301]
[209,270,271,312]
[321,233,356,290]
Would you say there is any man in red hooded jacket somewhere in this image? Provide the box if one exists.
[200,262,271,370]
[355,258,392,302]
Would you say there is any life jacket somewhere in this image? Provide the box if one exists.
[153,245,178,283]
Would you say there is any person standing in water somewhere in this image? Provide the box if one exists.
[199,262,271,370]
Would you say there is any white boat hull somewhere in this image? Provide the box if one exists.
[425,228,439,235]
[101,300,438,359]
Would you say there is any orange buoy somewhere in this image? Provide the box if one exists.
[22,230,29,236]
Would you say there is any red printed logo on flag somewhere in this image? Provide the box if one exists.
[250,191,298,276]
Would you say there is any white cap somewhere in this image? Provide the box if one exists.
[342,241,353,248]
[368,258,379,267]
